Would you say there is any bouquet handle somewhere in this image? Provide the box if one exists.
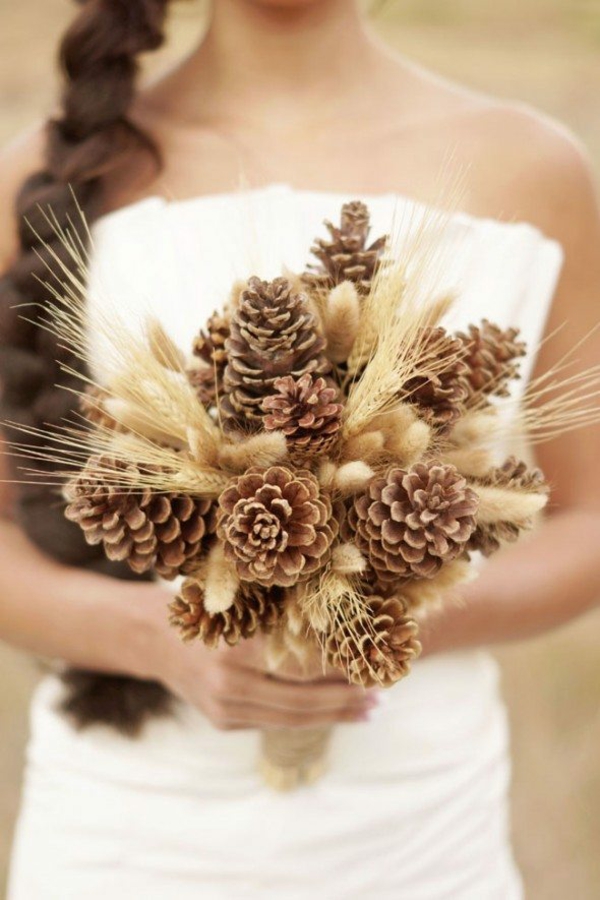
[259,726,333,791]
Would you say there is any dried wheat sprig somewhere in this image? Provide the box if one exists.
[299,568,389,686]
[343,327,465,442]
[449,369,600,450]
[6,421,228,497]
[341,269,463,440]
[300,568,366,635]
[147,317,186,371]
[23,207,223,467]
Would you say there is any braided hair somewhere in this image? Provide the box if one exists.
[0,0,177,733]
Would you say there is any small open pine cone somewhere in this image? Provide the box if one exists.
[468,456,548,556]
[78,386,124,433]
[169,577,284,646]
[350,461,479,582]
[303,201,388,296]
[187,365,220,408]
[402,327,470,430]
[193,311,230,370]
[218,465,337,587]
[261,373,343,463]
[64,455,216,579]
[221,277,329,429]
[189,311,230,407]
[457,320,526,403]
[325,595,421,687]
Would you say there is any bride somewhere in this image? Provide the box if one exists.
[1,1,599,897]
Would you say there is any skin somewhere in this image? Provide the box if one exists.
[0,0,599,730]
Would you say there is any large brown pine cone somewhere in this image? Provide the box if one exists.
[64,455,216,579]
[218,465,337,587]
[261,373,343,463]
[468,456,548,556]
[350,461,479,582]
[169,577,284,646]
[326,594,421,687]
[457,320,526,403]
[221,277,329,429]
[303,201,388,296]
[402,327,470,430]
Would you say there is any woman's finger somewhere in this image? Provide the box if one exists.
[210,665,374,714]
[212,700,372,731]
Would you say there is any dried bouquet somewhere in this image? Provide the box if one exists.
[9,201,600,790]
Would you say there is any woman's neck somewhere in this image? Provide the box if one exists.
[160,0,379,128]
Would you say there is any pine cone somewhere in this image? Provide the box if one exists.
[169,577,284,646]
[303,201,387,296]
[187,365,220,408]
[326,594,421,687]
[193,311,230,369]
[78,386,123,433]
[188,311,230,407]
[468,456,548,556]
[402,327,470,430]
[218,465,337,587]
[221,277,329,429]
[64,455,216,579]
[457,320,526,403]
[261,373,343,463]
[350,461,479,582]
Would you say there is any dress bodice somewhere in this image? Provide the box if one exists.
[86,183,564,395]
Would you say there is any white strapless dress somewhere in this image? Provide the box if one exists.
[7,185,564,900]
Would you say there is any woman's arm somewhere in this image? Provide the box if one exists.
[0,474,163,678]
[0,131,158,677]
[422,509,600,655]
[423,111,600,655]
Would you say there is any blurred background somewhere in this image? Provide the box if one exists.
[1,0,600,897]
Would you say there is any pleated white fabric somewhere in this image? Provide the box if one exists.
[8,185,564,900]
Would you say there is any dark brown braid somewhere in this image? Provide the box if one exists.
[0,0,177,734]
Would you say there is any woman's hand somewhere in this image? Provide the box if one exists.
[142,586,377,732]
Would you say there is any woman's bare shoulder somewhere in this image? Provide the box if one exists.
[382,58,596,243]
[459,99,597,238]
[0,125,46,269]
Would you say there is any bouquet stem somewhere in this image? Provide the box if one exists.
[259,726,332,791]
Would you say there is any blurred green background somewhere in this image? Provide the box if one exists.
[1,0,600,897]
